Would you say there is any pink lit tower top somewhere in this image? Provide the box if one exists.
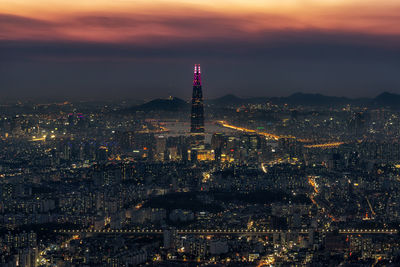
[190,64,205,148]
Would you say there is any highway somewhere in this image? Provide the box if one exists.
[217,120,343,148]
[303,142,344,148]
[217,120,280,140]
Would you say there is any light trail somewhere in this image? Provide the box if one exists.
[217,121,279,140]
[261,163,268,173]
[365,196,376,216]
[308,176,319,194]
[257,255,275,267]
[303,142,344,149]
[30,136,46,142]
[217,121,344,148]
[307,176,338,222]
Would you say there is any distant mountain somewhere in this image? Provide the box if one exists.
[208,93,357,107]
[211,92,400,108]
[208,94,249,106]
[371,92,400,108]
[129,97,189,112]
[275,92,352,106]
[119,92,400,113]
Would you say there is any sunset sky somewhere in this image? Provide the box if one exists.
[1,0,400,100]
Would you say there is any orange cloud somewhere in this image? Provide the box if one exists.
[1,0,400,43]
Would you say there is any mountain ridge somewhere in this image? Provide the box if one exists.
[209,92,397,107]
[122,92,400,112]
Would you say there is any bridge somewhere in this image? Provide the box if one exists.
[55,228,398,235]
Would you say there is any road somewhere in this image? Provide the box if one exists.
[307,176,339,222]
[217,120,344,148]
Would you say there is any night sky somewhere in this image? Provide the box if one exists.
[1,0,400,100]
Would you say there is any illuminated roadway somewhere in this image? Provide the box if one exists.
[55,228,398,235]
[307,176,339,222]
[217,120,344,148]
[218,120,280,140]
[303,142,344,148]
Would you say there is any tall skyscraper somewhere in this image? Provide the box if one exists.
[190,64,205,149]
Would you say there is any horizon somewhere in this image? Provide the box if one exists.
[0,90,398,104]
[2,1,400,98]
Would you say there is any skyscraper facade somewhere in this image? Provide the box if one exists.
[190,64,205,149]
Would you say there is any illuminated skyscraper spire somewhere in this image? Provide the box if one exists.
[193,64,201,86]
[190,64,205,148]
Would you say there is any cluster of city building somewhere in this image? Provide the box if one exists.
[0,66,399,266]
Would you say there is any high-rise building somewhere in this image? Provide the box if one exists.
[190,64,205,149]
[155,135,166,161]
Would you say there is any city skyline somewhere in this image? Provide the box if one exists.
[2,1,400,266]
[1,53,400,265]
